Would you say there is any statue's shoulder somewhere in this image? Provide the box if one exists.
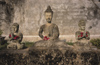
[40,24,46,28]
[18,32,23,36]
[86,31,90,34]
[86,31,89,33]
[52,23,58,27]
[75,31,81,34]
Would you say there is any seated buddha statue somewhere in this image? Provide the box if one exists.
[39,6,59,41]
[33,6,67,48]
[7,23,24,49]
[75,20,90,40]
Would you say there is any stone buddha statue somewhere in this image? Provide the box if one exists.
[75,20,90,40]
[7,23,24,49]
[32,6,68,48]
[74,20,92,50]
[39,6,59,41]
[30,6,68,55]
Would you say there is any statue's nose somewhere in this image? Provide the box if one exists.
[48,18,50,20]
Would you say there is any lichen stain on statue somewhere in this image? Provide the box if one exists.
[33,6,67,49]
[7,23,24,49]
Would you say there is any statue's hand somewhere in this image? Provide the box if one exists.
[48,39,53,42]
[82,35,85,38]
[10,33,14,39]
[43,36,49,41]
[49,37,54,41]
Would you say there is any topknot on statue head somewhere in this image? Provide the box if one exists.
[45,5,53,14]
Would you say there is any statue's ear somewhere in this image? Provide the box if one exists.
[52,13,53,18]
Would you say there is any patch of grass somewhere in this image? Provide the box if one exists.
[90,38,100,49]
[66,41,74,45]
[22,41,34,47]
[0,42,34,50]
[0,29,3,36]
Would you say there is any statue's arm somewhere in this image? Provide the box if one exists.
[39,25,44,39]
[17,33,23,43]
[75,31,82,40]
[52,25,59,40]
[86,31,90,40]
[9,33,14,41]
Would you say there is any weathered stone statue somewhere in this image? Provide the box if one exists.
[33,6,67,49]
[75,20,90,40]
[74,20,93,51]
[30,6,70,56]
[7,23,24,49]
[39,6,59,41]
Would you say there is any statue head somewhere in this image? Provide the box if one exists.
[78,20,86,31]
[11,23,19,33]
[45,6,53,23]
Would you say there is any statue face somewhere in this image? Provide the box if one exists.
[45,12,52,23]
[11,26,18,33]
[80,26,85,31]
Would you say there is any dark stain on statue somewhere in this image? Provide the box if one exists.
[5,4,14,24]
[0,1,6,5]
[0,0,25,25]
[6,0,25,6]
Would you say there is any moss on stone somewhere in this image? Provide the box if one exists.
[90,38,100,49]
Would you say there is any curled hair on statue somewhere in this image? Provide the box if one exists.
[78,19,86,27]
[45,5,53,14]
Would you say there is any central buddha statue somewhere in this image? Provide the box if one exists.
[33,6,67,48]
[39,6,59,41]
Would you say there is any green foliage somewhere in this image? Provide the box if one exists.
[0,41,34,50]
[90,39,100,49]
[66,40,74,45]
[0,43,8,50]
[0,29,3,36]
[22,41,34,47]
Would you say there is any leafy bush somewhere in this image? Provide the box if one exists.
[0,43,8,50]
[66,41,74,45]
[90,39,100,49]
[22,41,34,47]
[0,29,3,36]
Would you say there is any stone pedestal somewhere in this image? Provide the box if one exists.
[0,41,100,65]
[76,39,90,44]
